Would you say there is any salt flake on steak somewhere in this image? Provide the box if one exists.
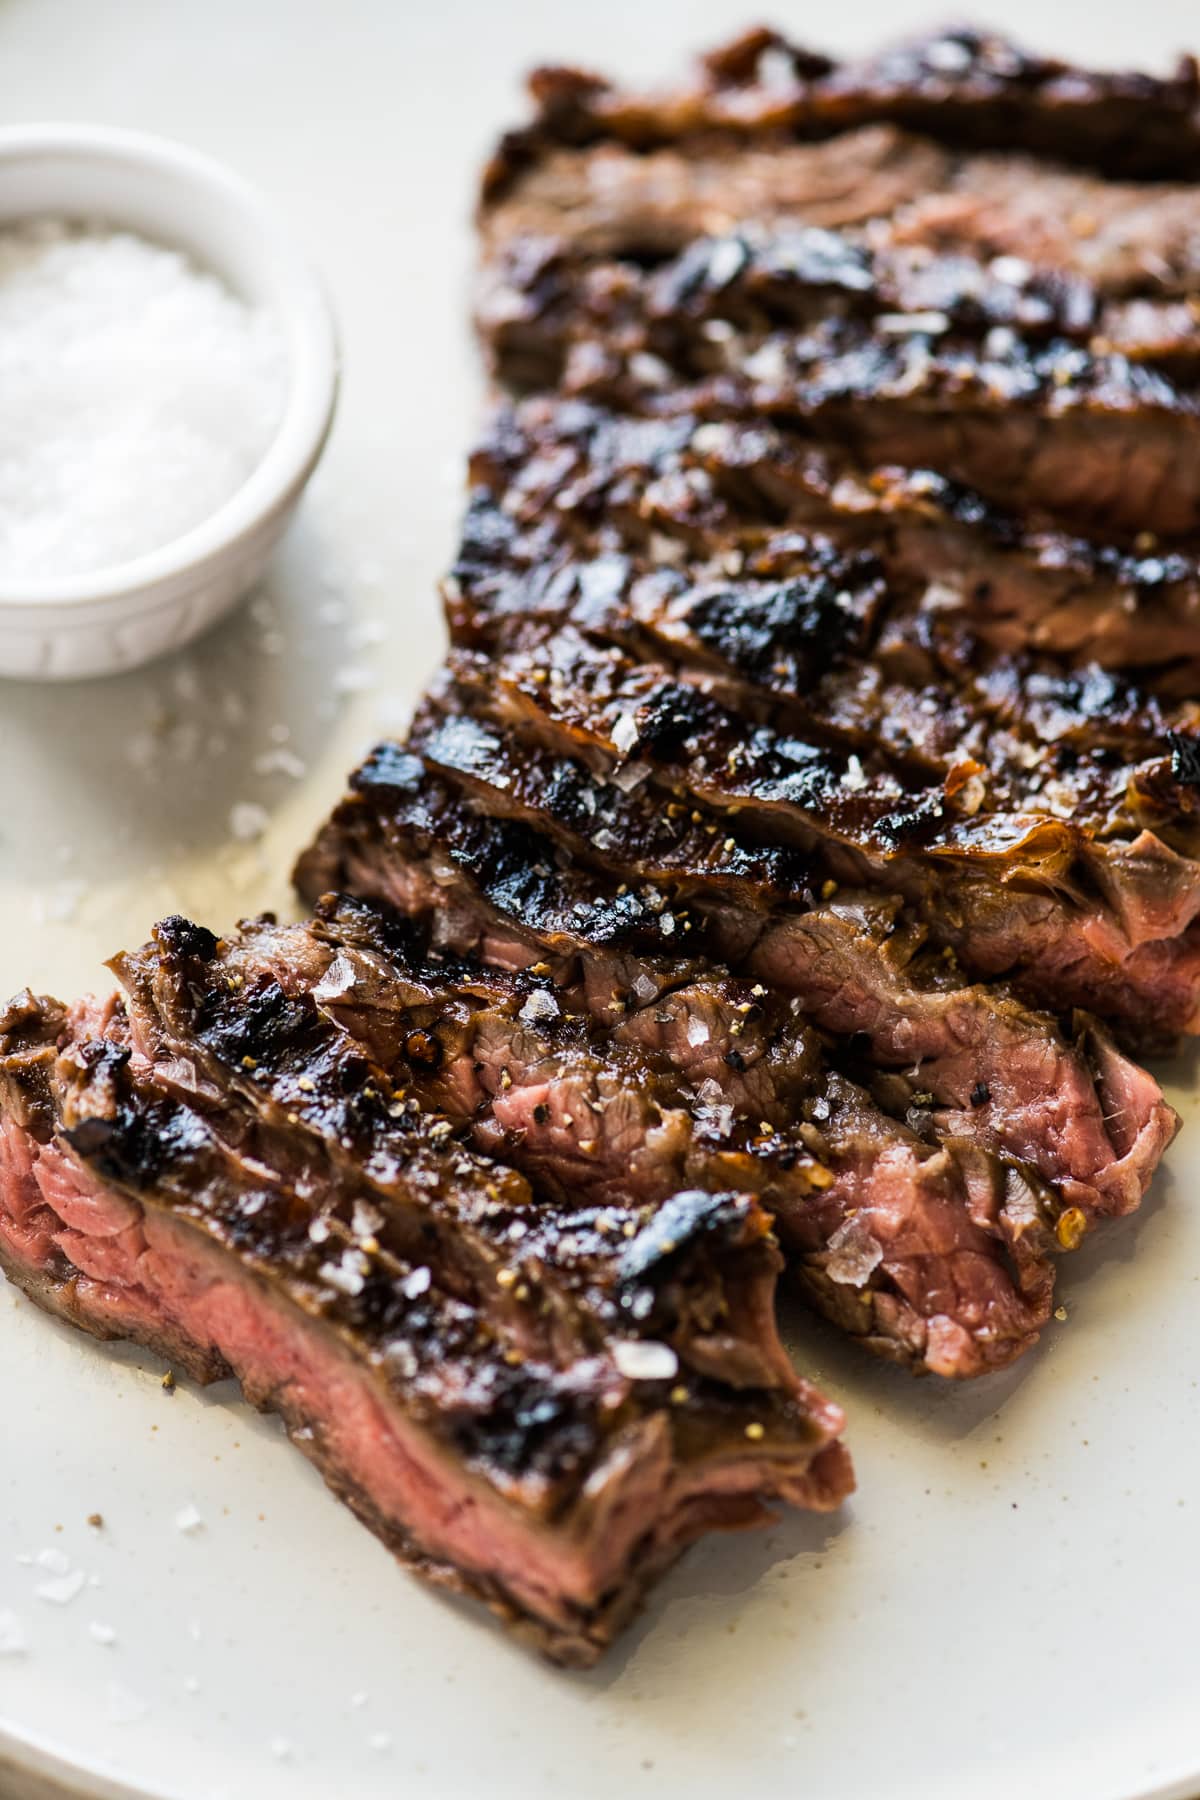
[612,1340,679,1381]
[825,1216,885,1287]
[519,988,560,1026]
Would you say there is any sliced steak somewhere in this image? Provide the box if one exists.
[467,398,1200,674]
[223,896,1062,1377]
[481,25,1200,539]
[296,748,1175,1233]
[428,590,1200,1047]
[483,26,1200,209]
[0,981,849,1665]
[482,221,1200,401]
[98,901,1062,1376]
[449,407,1200,1050]
[501,245,1200,538]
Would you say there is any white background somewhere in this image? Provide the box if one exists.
[2,3,1200,1797]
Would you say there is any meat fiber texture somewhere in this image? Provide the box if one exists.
[298,23,1190,1404]
[460,25,1200,1050]
[0,957,850,1666]
[480,28,1200,539]
[4,22,1197,1674]
[297,752,1177,1367]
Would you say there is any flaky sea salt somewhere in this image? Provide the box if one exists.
[35,1568,86,1605]
[0,219,287,581]
[519,988,560,1027]
[825,1216,885,1288]
[228,801,270,842]
[253,747,307,780]
[610,712,639,755]
[351,1199,384,1241]
[320,1250,368,1297]
[612,1340,679,1382]
[312,952,357,1004]
[175,1502,204,1535]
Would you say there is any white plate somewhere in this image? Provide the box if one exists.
[4,3,1200,1798]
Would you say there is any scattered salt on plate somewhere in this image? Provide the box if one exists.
[252,747,307,780]
[333,664,375,695]
[0,1609,26,1655]
[175,1503,204,1535]
[35,1568,86,1606]
[228,801,270,842]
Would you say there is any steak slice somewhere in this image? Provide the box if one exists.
[482,221,1200,401]
[0,980,850,1665]
[481,23,1200,543]
[467,398,1200,675]
[133,902,1060,1380]
[496,240,1200,538]
[425,612,1200,1048]
[483,26,1200,209]
[444,398,1200,1043]
[210,894,1060,1378]
[296,748,1175,1234]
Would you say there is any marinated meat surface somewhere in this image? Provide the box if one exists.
[297,750,1175,1245]
[0,964,850,1666]
[482,219,1200,394]
[487,138,1200,306]
[104,896,1071,1376]
[480,27,1200,538]
[483,25,1200,203]
[431,626,1200,1045]
[6,22,1195,1674]
[424,400,1200,1044]
[484,232,1200,538]
[259,896,1064,1377]
[470,397,1200,673]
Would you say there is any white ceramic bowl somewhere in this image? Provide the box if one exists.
[0,123,338,681]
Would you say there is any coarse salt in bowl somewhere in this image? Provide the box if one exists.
[0,124,339,680]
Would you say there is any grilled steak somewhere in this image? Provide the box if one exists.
[0,952,851,1667]
[293,23,1183,1405]
[483,27,1200,200]
[116,895,1064,1376]
[466,399,1200,675]
[480,27,1200,537]
[297,749,1174,1257]
[431,622,1200,1046]
[6,23,1192,1673]
[483,230,1200,538]
[300,895,1065,1377]
[426,401,1200,1043]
